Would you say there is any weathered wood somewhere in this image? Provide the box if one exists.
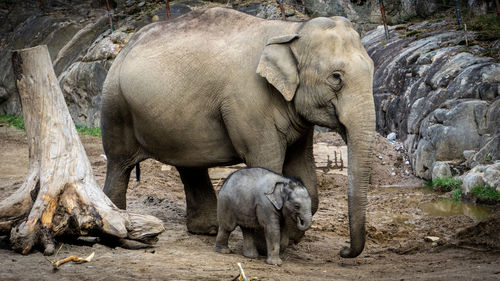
[0,45,164,255]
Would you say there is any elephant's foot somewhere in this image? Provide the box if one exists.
[266,256,282,265]
[215,245,231,254]
[186,214,218,235]
[178,167,218,235]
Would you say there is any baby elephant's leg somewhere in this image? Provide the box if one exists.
[215,225,232,254]
[241,227,258,258]
[264,220,282,265]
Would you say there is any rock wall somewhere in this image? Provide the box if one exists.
[363,22,499,191]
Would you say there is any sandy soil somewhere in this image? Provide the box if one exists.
[0,125,499,280]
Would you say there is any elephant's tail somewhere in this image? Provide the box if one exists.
[135,163,141,182]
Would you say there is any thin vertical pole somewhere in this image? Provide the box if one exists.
[166,0,171,20]
[379,0,389,40]
[495,0,500,26]
[455,0,462,28]
[277,0,286,21]
[105,0,115,32]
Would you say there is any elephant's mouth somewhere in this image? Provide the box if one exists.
[297,215,304,227]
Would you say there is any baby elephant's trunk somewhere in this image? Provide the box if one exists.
[297,213,312,231]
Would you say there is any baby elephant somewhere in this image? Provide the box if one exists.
[215,167,312,265]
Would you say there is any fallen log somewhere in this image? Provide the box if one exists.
[0,45,164,255]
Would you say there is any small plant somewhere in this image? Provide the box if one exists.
[0,115,25,130]
[426,177,462,192]
[451,188,462,201]
[471,185,500,203]
[486,154,493,162]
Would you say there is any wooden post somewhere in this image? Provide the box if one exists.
[277,0,286,21]
[105,0,115,31]
[496,0,500,26]
[0,45,164,255]
[379,0,390,40]
[455,0,463,28]
[166,0,171,19]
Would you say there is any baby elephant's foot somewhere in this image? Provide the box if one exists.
[215,246,231,254]
[266,256,282,265]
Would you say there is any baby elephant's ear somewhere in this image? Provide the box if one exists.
[266,182,285,210]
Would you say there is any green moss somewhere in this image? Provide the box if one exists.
[426,177,462,192]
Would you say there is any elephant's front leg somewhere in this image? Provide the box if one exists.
[283,128,318,214]
[263,220,282,265]
[177,167,218,235]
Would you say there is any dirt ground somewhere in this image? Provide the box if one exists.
[0,125,499,280]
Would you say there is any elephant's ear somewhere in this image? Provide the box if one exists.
[257,34,300,102]
[265,182,286,210]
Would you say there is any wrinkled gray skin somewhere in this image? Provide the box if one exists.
[215,168,312,265]
[101,7,375,258]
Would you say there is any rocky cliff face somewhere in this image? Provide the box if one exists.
[363,21,499,192]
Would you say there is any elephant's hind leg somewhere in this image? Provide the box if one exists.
[215,226,232,254]
[177,167,218,235]
[103,158,137,209]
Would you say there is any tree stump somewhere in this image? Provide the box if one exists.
[0,45,164,255]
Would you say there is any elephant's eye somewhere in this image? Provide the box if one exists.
[327,72,343,92]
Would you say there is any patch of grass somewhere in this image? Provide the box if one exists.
[1,115,100,136]
[75,125,101,137]
[426,177,462,192]
[0,115,25,130]
[451,188,462,201]
[471,185,500,202]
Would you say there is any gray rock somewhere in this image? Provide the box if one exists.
[256,3,281,20]
[415,0,440,17]
[59,60,108,127]
[463,150,476,163]
[387,132,397,142]
[53,16,109,75]
[431,161,451,181]
[461,173,485,194]
[484,162,500,191]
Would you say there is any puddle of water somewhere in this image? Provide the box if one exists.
[420,199,493,222]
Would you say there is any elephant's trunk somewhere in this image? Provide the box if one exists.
[296,212,312,231]
[338,92,376,258]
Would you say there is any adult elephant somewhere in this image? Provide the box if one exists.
[101,7,375,258]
